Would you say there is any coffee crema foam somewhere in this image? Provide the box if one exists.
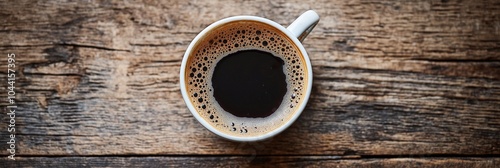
[185,21,308,137]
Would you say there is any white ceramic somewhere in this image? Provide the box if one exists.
[180,10,320,142]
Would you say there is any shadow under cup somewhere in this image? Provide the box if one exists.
[182,20,310,140]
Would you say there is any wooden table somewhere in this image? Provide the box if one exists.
[1,0,499,167]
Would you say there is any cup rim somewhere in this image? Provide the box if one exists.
[180,15,313,142]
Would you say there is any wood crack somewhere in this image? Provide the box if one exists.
[410,58,500,63]
[57,43,131,52]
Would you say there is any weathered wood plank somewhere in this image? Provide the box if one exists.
[0,0,499,156]
[2,157,499,168]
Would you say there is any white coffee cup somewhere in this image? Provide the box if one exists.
[180,10,319,141]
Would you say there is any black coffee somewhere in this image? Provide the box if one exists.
[212,49,287,118]
[185,21,308,136]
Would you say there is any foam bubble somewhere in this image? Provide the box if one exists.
[185,21,308,137]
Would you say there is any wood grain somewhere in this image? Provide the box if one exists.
[0,0,499,158]
[1,157,499,168]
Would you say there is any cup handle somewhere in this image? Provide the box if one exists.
[287,10,320,42]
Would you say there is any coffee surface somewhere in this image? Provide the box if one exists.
[212,49,287,118]
[185,20,308,137]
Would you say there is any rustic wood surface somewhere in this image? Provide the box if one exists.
[0,0,499,167]
[2,157,499,168]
